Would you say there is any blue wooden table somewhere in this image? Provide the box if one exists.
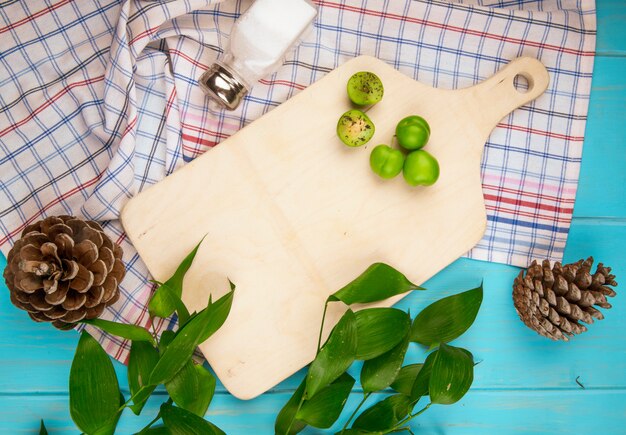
[1,1,625,433]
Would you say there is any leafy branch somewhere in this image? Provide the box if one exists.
[275,264,483,434]
[43,238,233,434]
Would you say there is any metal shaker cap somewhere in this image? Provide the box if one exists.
[198,63,248,111]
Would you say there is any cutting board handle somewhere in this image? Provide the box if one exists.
[469,57,550,130]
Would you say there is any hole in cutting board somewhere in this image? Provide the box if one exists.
[513,73,532,93]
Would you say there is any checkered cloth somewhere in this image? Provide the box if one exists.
[0,0,595,362]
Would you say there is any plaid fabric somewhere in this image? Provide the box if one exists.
[0,0,595,362]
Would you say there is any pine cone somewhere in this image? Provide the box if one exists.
[513,257,617,341]
[3,216,125,330]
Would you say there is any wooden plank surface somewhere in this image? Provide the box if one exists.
[1,0,625,432]
[2,224,625,394]
[1,390,625,434]
[573,57,626,217]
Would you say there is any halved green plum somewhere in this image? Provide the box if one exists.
[347,71,384,106]
[336,109,375,147]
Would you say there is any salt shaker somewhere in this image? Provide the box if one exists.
[199,0,317,110]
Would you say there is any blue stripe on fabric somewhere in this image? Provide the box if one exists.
[0,1,119,59]
[487,215,570,233]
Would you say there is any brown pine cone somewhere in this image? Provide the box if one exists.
[513,257,617,341]
[3,216,125,330]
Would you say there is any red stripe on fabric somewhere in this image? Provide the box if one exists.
[484,194,574,214]
[180,120,232,154]
[0,76,105,137]
[498,122,585,142]
[118,346,129,364]
[483,184,576,204]
[129,25,160,46]
[164,86,177,118]
[122,115,138,137]
[181,133,218,148]
[181,122,231,139]
[115,306,154,364]
[112,291,152,363]
[168,49,209,69]
[0,115,136,247]
[315,0,595,57]
[485,204,573,224]
[182,146,204,156]
[0,172,105,246]
[259,78,307,90]
[114,235,126,251]
[0,0,73,35]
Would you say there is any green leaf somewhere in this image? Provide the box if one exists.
[429,343,474,405]
[390,364,423,396]
[168,306,205,344]
[165,362,216,417]
[137,427,171,435]
[352,394,412,432]
[335,430,377,435]
[149,238,204,319]
[149,289,234,385]
[128,341,160,415]
[197,289,234,343]
[159,330,176,353]
[355,308,410,360]
[81,318,156,345]
[69,331,122,435]
[92,392,125,435]
[296,373,355,428]
[410,284,483,347]
[361,334,409,392]
[305,309,357,399]
[155,283,192,325]
[410,351,436,401]
[275,378,307,435]
[329,263,423,305]
[161,403,225,435]
[39,420,48,435]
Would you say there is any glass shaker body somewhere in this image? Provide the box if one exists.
[199,0,317,110]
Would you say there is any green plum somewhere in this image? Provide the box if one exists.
[402,150,440,186]
[395,115,431,151]
[336,109,375,147]
[370,145,405,179]
[347,71,384,106]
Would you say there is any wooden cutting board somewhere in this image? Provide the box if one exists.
[120,55,548,400]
